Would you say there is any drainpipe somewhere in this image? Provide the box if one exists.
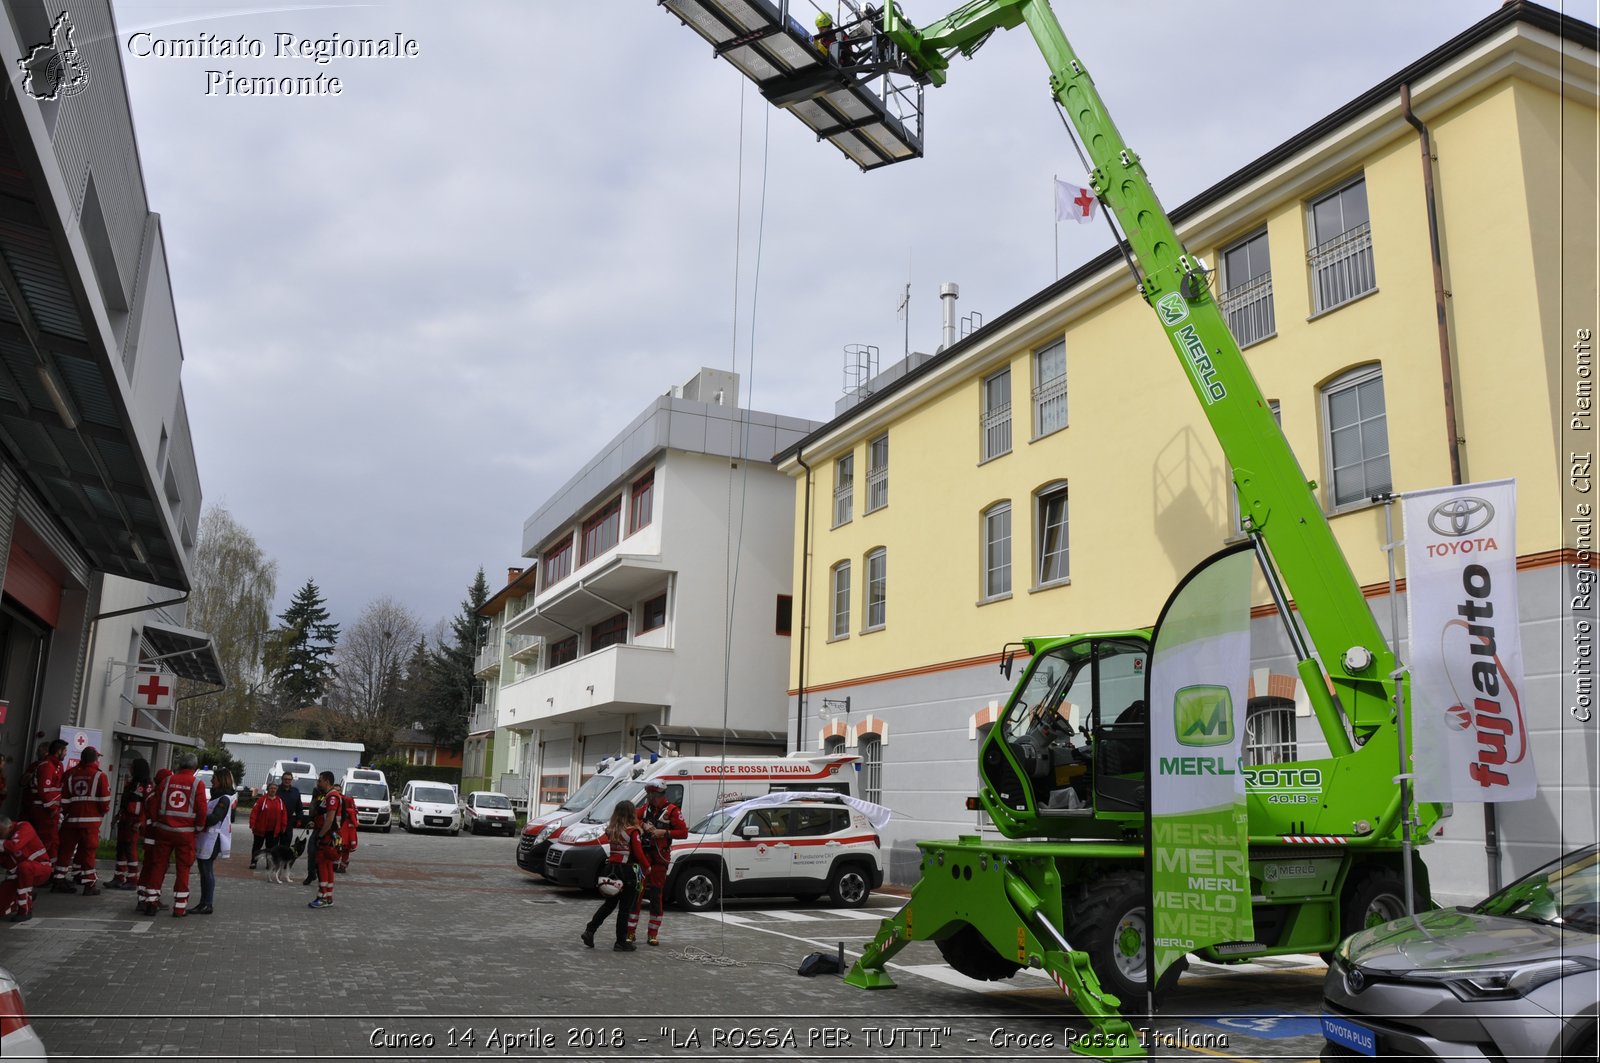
[1401,83,1494,890]
[794,448,813,752]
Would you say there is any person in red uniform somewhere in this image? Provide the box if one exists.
[308,772,345,909]
[111,758,153,889]
[248,780,288,870]
[56,746,112,895]
[16,742,47,820]
[0,814,52,922]
[629,780,688,946]
[26,740,66,867]
[137,752,206,917]
[335,787,360,873]
[580,801,651,952]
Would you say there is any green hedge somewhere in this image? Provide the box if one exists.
[372,758,461,795]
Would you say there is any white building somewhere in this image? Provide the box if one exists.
[0,2,218,801]
[493,369,820,812]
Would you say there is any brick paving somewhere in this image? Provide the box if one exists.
[2,828,1329,1061]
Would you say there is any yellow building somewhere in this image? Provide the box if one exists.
[777,2,1597,898]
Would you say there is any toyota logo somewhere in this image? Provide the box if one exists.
[1428,496,1494,537]
[1346,965,1367,993]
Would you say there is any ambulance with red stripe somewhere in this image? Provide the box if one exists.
[540,752,860,890]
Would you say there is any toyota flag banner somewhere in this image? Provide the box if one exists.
[1404,479,1534,802]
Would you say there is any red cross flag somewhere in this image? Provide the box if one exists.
[135,670,176,712]
[1055,177,1098,225]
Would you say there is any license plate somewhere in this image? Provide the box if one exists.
[1321,1015,1377,1056]
[425,816,450,826]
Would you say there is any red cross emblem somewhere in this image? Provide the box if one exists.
[136,674,172,706]
[1073,188,1095,217]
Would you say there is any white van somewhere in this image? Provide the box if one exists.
[343,779,392,832]
[343,766,387,788]
[396,779,461,835]
[516,755,639,877]
[541,751,860,889]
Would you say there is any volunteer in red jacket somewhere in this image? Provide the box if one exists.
[111,758,153,889]
[628,779,688,946]
[308,772,345,909]
[17,742,47,820]
[26,739,66,864]
[57,746,112,894]
[335,787,359,874]
[136,752,207,917]
[248,780,289,870]
[0,813,52,922]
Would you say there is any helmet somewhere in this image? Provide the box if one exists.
[816,12,833,29]
[598,875,623,898]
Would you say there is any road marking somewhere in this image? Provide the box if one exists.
[12,917,152,933]
[760,910,826,922]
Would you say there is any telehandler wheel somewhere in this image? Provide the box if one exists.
[1339,869,1413,936]
[1071,871,1185,1008]
[934,923,1023,982]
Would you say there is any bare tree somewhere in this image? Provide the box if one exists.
[330,596,423,755]
[182,505,278,745]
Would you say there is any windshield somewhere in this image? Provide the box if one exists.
[1477,845,1600,931]
[350,771,381,781]
[690,811,733,835]
[412,787,455,805]
[474,794,512,810]
[346,783,388,801]
[562,772,616,812]
[581,781,645,824]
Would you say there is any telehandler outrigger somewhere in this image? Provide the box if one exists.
[660,1,1444,1055]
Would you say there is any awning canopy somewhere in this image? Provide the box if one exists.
[142,620,225,687]
[637,723,787,755]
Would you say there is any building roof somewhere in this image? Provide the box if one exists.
[775,0,1596,463]
[479,564,541,617]
[222,731,365,754]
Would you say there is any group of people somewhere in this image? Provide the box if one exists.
[1,748,358,921]
[580,779,688,952]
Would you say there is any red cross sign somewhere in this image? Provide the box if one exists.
[136,671,174,710]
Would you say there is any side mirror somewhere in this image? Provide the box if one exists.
[742,824,760,838]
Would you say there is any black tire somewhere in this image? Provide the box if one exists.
[1068,870,1185,1008]
[827,863,873,907]
[934,922,1022,981]
[380,824,391,834]
[673,864,722,912]
[449,828,459,837]
[1339,869,1414,938]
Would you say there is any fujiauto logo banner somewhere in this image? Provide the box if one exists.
[1404,479,1534,802]
[1146,546,1254,984]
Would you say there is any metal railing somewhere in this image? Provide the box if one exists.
[866,464,888,512]
[833,481,853,526]
[467,703,495,734]
[1244,705,1298,765]
[1220,270,1276,346]
[1308,222,1375,314]
[1032,375,1067,437]
[473,646,500,675]
[980,401,1011,461]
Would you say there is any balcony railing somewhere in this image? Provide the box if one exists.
[980,401,1011,462]
[506,633,539,660]
[1220,270,1275,347]
[467,703,495,734]
[473,646,501,677]
[1308,222,1375,314]
[833,482,853,526]
[866,465,888,512]
[1033,375,1067,437]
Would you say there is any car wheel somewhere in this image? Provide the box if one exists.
[1339,868,1416,937]
[1069,870,1184,1009]
[827,863,872,907]
[450,827,460,837]
[673,864,721,912]
[934,922,1022,981]
[381,824,391,834]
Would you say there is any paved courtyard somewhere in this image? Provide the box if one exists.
[2,827,1330,1060]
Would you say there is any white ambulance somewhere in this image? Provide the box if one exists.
[539,751,860,889]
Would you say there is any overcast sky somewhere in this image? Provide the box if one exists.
[109,0,1517,635]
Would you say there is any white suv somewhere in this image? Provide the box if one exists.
[396,781,461,835]
[666,798,883,912]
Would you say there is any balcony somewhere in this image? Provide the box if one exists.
[466,702,495,735]
[506,553,673,642]
[1221,271,1276,347]
[473,645,501,678]
[498,643,675,727]
[507,633,540,661]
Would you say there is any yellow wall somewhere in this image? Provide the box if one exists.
[790,53,1597,690]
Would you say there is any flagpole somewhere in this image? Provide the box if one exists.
[1380,492,1417,920]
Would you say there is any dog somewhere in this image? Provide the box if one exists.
[261,835,307,884]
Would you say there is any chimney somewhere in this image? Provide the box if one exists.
[507,567,523,585]
[940,282,960,350]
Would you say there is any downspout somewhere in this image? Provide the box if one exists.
[1401,83,1494,890]
[794,448,812,752]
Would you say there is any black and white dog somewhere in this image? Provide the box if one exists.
[261,835,307,884]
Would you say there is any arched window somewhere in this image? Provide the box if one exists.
[858,732,883,804]
[1244,696,1297,765]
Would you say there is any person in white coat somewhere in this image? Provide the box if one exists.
[193,768,237,916]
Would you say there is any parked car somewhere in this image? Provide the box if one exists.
[0,963,48,1059]
[343,780,391,833]
[1323,842,1599,1060]
[343,767,387,788]
[664,796,884,911]
[395,781,461,835]
[463,791,517,836]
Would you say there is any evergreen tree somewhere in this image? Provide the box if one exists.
[425,568,490,747]
[266,579,340,717]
